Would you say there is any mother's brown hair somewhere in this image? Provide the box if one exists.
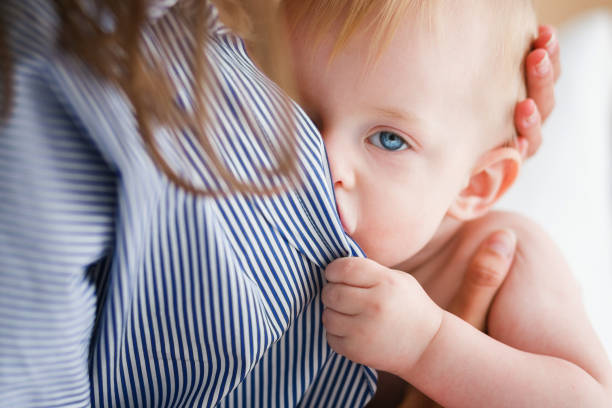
[0,0,411,195]
[1,0,300,195]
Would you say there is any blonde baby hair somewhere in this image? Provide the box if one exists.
[284,0,537,143]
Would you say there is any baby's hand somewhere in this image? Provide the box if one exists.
[322,257,443,377]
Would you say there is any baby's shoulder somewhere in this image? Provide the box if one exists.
[460,211,583,336]
[462,210,550,250]
[458,210,578,294]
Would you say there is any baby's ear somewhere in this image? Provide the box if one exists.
[448,147,521,220]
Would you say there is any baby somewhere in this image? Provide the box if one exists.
[287,0,612,406]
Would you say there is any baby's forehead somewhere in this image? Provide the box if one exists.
[411,3,536,142]
[290,0,535,146]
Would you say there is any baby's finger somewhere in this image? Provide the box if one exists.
[325,332,363,364]
[321,283,368,315]
[325,257,381,287]
[533,25,561,82]
[514,98,542,158]
[326,332,350,358]
[525,48,555,121]
[448,229,516,331]
[322,307,355,337]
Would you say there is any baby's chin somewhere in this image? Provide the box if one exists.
[350,234,412,268]
[350,226,431,269]
[335,197,421,266]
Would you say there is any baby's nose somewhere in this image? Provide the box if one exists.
[325,145,356,191]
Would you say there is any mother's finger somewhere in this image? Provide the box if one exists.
[514,98,542,158]
[447,229,517,331]
[525,48,556,121]
[533,25,561,82]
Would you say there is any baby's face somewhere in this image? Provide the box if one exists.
[292,12,497,267]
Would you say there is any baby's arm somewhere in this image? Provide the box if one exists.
[406,213,612,406]
[323,213,612,407]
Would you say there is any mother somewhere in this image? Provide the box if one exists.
[0,0,559,406]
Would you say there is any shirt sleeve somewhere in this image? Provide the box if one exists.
[0,1,118,406]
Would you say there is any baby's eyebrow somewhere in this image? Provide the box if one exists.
[373,106,430,145]
[374,106,427,127]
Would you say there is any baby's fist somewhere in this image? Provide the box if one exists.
[322,258,443,377]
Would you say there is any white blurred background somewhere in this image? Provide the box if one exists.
[499,0,612,357]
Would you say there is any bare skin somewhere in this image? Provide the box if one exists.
[518,25,562,157]
[402,228,517,407]
[326,212,612,407]
[364,24,563,408]
[367,228,517,408]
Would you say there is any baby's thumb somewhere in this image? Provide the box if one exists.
[447,229,517,331]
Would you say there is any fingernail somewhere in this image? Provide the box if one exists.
[535,53,550,76]
[545,31,555,51]
[487,230,517,259]
[523,112,537,128]
[522,101,537,127]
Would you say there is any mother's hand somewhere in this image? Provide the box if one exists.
[515,25,561,158]
[446,229,517,331]
[398,230,518,408]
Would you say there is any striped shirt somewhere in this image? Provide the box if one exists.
[0,0,377,406]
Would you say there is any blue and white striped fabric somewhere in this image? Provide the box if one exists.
[0,0,377,406]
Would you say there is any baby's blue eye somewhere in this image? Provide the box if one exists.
[368,131,409,151]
